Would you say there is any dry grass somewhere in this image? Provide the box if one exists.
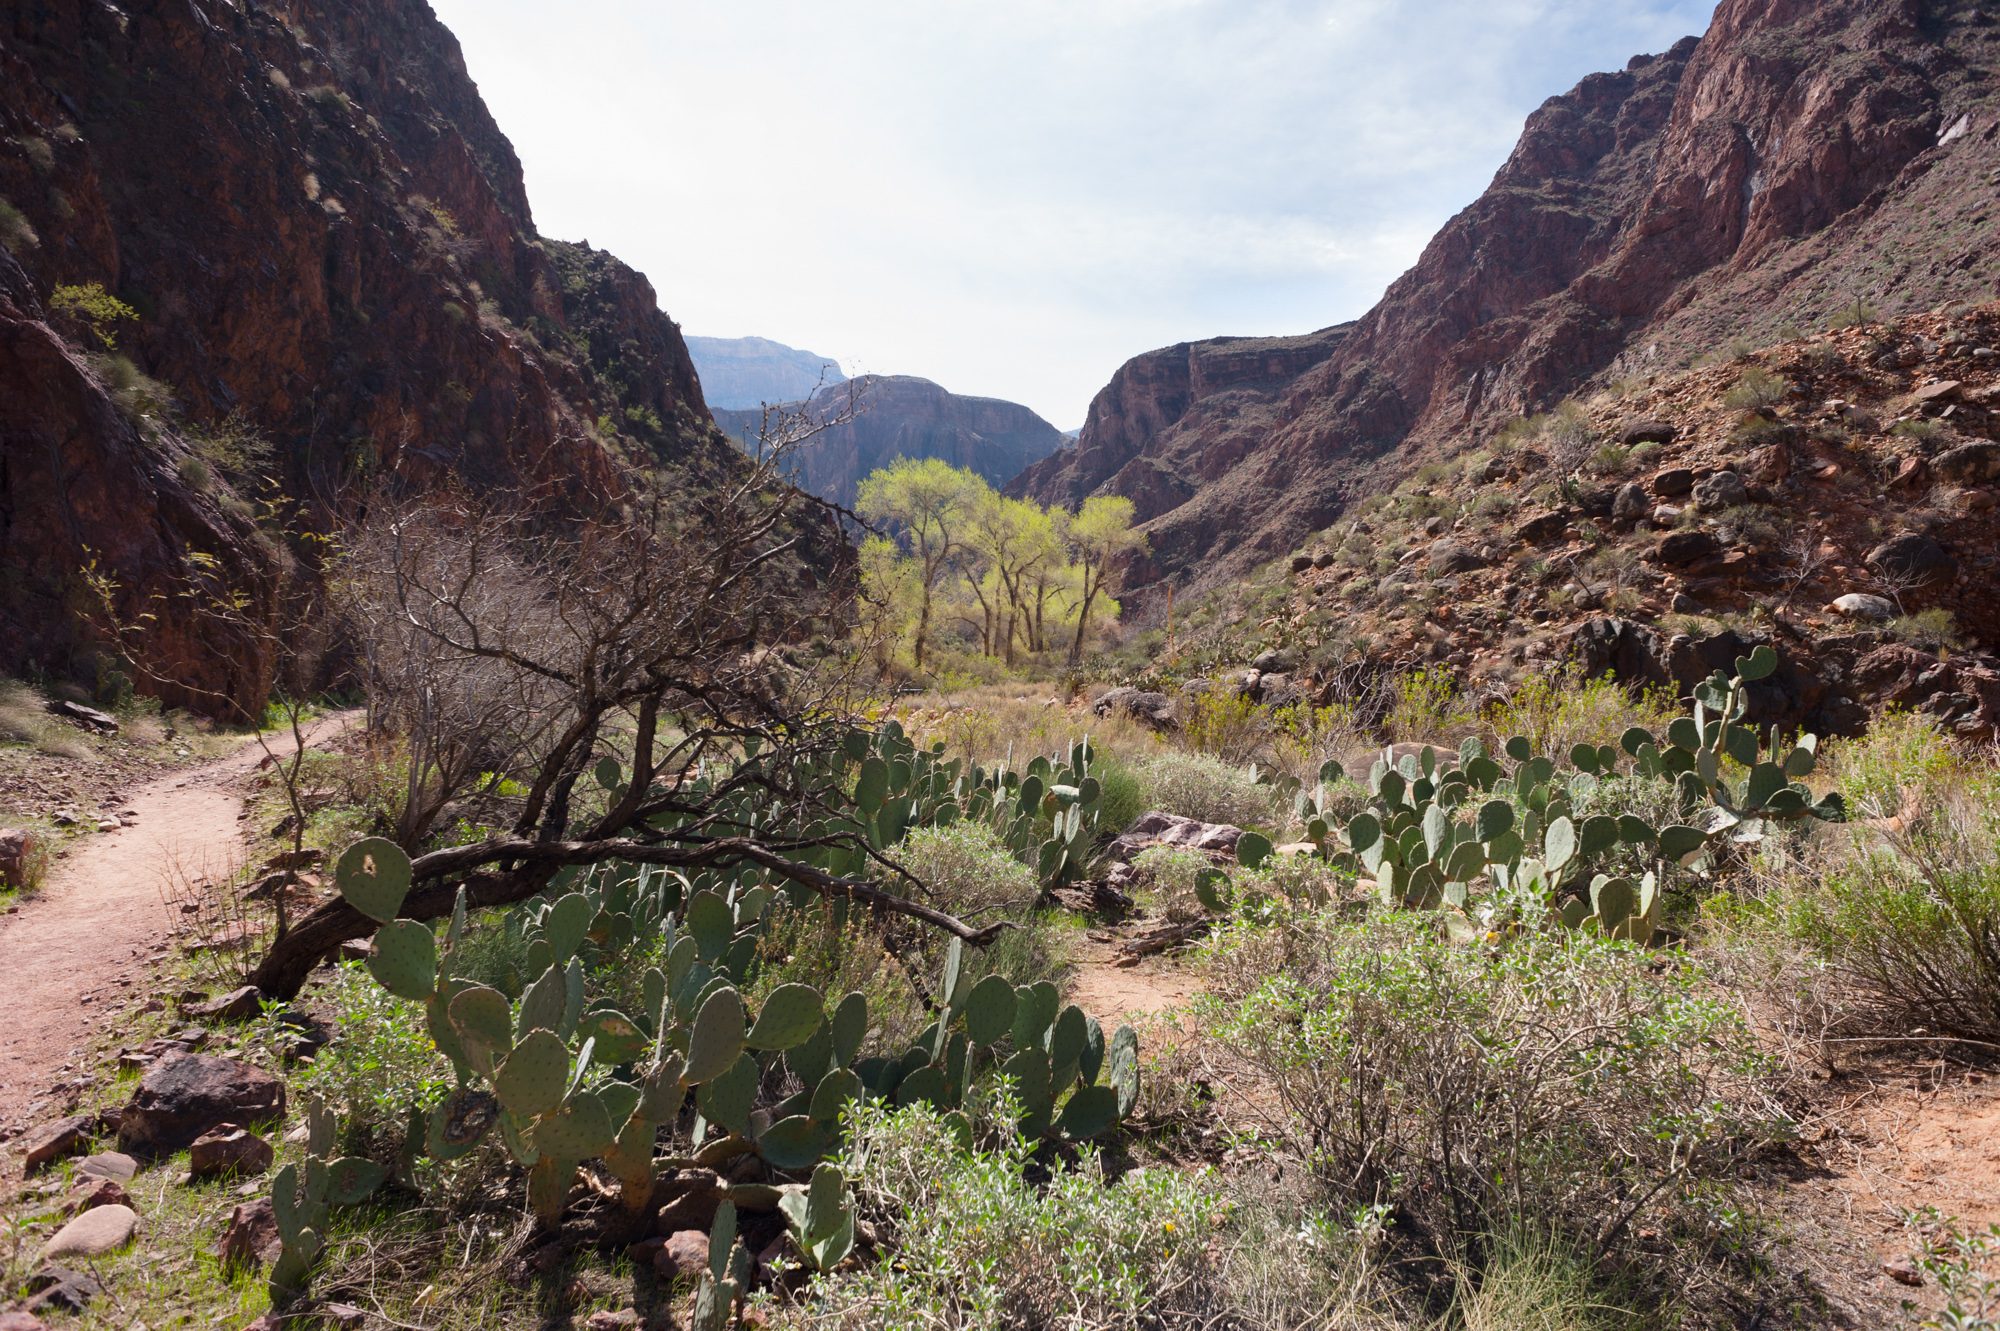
[894,683,1165,769]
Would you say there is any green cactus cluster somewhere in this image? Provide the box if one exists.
[329,787,1141,1273]
[1284,646,1843,944]
[828,723,1108,893]
[268,1095,386,1300]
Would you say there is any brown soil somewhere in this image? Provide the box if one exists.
[0,714,353,1137]
[1067,930,1200,1028]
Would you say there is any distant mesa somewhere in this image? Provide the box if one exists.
[687,335,847,410]
[713,373,1066,508]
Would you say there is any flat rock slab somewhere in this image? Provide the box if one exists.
[20,1115,102,1175]
[41,1203,139,1260]
[119,1053,285,1155]
[77,1151,138,1182]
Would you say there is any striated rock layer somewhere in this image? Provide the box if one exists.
[0,0,736,710]
[715,374,1066,508]
[1020,0,2000,587]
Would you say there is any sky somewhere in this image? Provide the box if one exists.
[429,1,1718,429]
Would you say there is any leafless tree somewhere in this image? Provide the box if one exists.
[247,411,996,1000]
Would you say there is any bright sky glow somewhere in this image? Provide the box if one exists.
[430,0,1716,427]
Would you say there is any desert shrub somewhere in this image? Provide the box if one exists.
[1200,913,1786,1279]
[186,411,275,478]
[1903,1209,2000,1331]
[1722,367,1788,411]
[1826,298,1879,330]
[1135,751,1279,829]
[751,902,929,1056]
[1586,442,1631,477]
[1238,851,1353,912]
[1889,608,1961,651]
[1892,418,1946,442]
[1469,490,1515,518]
[0,198,37,250]
[92,353,173,420]
[1268,700,1370,787]
[282,962,452,1156]
[176,453,214,492]
[1385,666,1473,745]
[1828,707,1961,821]
[49,282,137,349]
[1092,754,1146,835]
[32,727,94,762]
[1134,845,1224,923]
[1709,503,1781,550]
[896,821,1040,919]
[1178,687,1267,765]
[0,679,44,743]
[783,1091,1220,1329]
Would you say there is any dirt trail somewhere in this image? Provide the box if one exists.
[0,714,352,1135]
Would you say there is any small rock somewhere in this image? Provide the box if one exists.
[1091,687,1176,732]
[1831,593,1897,622]
[68,1177,132,1213]
[1288,554,1314,575]
[585,1313,641,1331]
[0,1310,51,1330]
[20,1115,102,1174]
[1882,1259,1924,1288]
[1429,539,1485,575]
[187,986,265,1023]
[119,1054,286,1156]
[655,1229,710,1281]
[41,1203,140,1260]
[323,1305,366,1330]
[1512,510,1570,544]
[23,1265,102,1315]
[1611,482,1649,525]
[189,1125,274,1180]
[1250,647,1297,674]
[217,1198,281,1272]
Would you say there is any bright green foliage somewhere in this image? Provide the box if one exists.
[1293,648,1843,945]
[48,281,137,349]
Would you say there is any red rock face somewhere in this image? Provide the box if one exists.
[1023,0,2000,587]
[0,0,732,710]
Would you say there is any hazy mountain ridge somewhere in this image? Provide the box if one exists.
[687,334,847,410]
[715,373,1066,507]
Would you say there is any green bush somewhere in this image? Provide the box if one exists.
[781,1091,1220,1329]
[50,282,137,350]
[1200,913,1786,1278]
[0,198,38,251]
[1091,754,1146,836]
[896,821,1039,919]
[1133,845,1222,923]
[1722,367,1788,411]
[1889,608,1961,651]
[1135,751,1279,829]
[280,962,452,1157]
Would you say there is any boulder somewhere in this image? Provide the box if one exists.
[77,1151,138,1182]
[1865,532,1954,585]
[1255,671,1305,709]
[1690,471,1748,511]
[1934,442,2000,484]
[1618,420,1678,446]
[1611,483,1649,525]
[217,1197,281,1272]
[655,1229,710,1281]
[22,1266,102,1316]
[1107,812,1244,865]
[188,1125,273,1179]
[40,1204,139,1260]
[1651,467,1697,498]
[1830,593,1897,621]
[1091,687,1176,732]
[1429,539,1485,575]
[1649,530,1720,566]
[47,700,118,733]
[1289,554,1314,575]
[118,1054,285,1156]
[1512,510,1570,544]
[68,1177,132,1213]
[1250,647,1298,674]
[0,828,38,887]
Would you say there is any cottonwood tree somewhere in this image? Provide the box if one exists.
[1064,495,1147,664]
[855,457,984,671]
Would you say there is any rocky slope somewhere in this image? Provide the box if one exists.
[0,0,736,711]
[714,374,1066,507]
[1021,0,2000,587]
[687,334,847,410]
[1148,303,2000,739]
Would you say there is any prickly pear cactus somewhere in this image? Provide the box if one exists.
[268,1095,386,1303]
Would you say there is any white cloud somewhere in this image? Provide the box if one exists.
[431,0,1715,427]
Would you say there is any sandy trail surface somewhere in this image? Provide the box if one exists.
[0,714,352,1135]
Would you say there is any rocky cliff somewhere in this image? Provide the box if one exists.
[1021,0,2000,587]
[714,374,1066,507]
[0,0,735,710]
[687,335,847,410]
